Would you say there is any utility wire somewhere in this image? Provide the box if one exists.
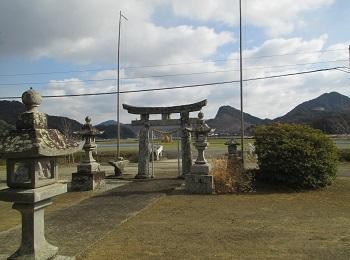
[0,66,341,100]
[0,59,347,86]
[0,48,346,77]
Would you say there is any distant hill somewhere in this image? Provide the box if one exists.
[3,91,350,137]
[96,120,117,127]
[0,100,25,125]
[95,124,136,139]
[207,105,269,135]
[0,100,82,134]
[275,92,350,134]
[0,100,136,139]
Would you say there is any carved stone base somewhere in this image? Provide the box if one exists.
[190,163,211,175]
[77,161,100,173]
[71,171,105,191]
[185,174,214,194]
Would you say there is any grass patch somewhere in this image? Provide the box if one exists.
[78,178,350,260]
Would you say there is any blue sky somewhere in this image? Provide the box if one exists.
[0,0,349,124]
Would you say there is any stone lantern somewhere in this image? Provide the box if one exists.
[225,139,239,156]
[71,116,105,191]
[224,138,243,176]
[185,112,214,194]
[0,88,81,259]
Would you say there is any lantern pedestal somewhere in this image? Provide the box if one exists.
[71,171,105,191]
[185,175,214,194]
[186,162,213,194]
[0,183,67,260]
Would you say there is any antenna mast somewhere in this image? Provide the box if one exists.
[239,0,244,164]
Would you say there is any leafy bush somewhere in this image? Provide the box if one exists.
[338,149,350,162]
[254,123,338,189]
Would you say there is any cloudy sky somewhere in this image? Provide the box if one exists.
[0,0,349,124]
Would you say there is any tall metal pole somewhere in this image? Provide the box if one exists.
[117,11,121,159]
[116,11,127,159]
[239,0,244,164]
[348,44,350,68]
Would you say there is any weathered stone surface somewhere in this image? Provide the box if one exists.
[77,161,100,173]
[0,183,67,260]
[123,100,207,115]
[0,183,67,204]
[180,112,192,177]
[191,164,211,175]
[123,100,207,179]
[0,89,78,260]
[108,159,129,176]
[185,174,214,194]
[6,158,58,189]
[225,139,239,156]
[72,116,105,191]
[71,172,106,191]
[8,200,58,260]
[135,114,151,179]
[185,112,214,194]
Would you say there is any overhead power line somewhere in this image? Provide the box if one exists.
[0,48,346,77]
[0,66,342,100]
[0,59,347,86]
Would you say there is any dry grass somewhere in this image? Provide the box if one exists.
[0,189,96,232]
[212,157,254,194]
[212,158,236,194]
[78,179,350,260]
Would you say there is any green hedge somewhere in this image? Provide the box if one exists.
[254,123,338,189]
[338,149,350,162]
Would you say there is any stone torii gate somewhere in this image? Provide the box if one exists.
[123,100,207,179]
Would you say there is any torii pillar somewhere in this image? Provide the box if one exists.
[137,114,150,178]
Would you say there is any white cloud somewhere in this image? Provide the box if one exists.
[171,0,335,36]
[0,0,233,65]
[0,1,347,125]
[36,34,349,124]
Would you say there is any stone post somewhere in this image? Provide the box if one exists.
[180,111,192,178]
[135,114,151,179]
[10,199,57,259]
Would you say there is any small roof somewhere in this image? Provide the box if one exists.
[0,129,81,158]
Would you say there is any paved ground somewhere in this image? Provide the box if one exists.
[0,160,183,259]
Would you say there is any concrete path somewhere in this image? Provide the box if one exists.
[0,167,183,258]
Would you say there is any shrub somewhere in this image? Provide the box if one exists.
[254,123,338,189]
[338,149,350,162]
[212,157,254,193]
